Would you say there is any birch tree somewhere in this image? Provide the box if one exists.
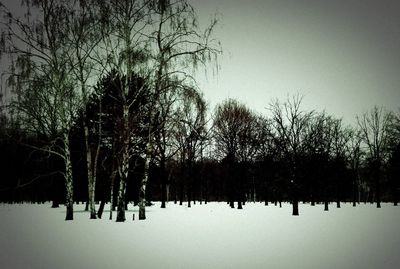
[95,0,152,222]
[134,0,220,219]
[64,0,104,219]
[0,0,78,220]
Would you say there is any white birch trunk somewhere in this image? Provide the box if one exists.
[109,168,116,220]
[64,132,74,221]
[116,104,130,222]
[139,143,151,220]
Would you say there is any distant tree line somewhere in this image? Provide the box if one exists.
[0,0,399,221]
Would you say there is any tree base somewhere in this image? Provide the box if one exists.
[65,212,73,221]
[97,201,105,219]
[116,211,125,222]
[139,212,146,220]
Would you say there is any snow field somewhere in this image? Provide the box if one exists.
[0,202,399,269]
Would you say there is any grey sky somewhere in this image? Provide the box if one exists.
[1,0,399,125]
[191,0,400,124]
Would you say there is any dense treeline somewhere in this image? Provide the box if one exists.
[0,0,399,221]
[1,92,400,216]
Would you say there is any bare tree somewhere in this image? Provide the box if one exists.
[357,106,392,208]
[330,118,351,208]
[152,80,184,209]
[387,110,400,205]
[250,115,275,205]
[346,128,364,207]
[236,110,260,207]
[213,98,257,209]
[303,112,334,207]
[172,86,207,207]
[269,94,313,215]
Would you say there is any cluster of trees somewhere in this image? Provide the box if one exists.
[212,96,400,215]
[0,0,220,221]
[2,90,400,219]
[0,1,399,221]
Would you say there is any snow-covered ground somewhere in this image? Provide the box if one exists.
[0,202,399,269]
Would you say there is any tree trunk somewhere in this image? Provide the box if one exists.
[310,193,315,206]
[83,120,96,219]
[52,200,59,208]
[51,159,60,208]
[109,169,117,220]
[116,104,131,222]
[116,158,129,222]
[204,175,208,204]
[178,168,184,206]
[199,175,203,205]
[139,144,151,220]
[64,134,74,221]
[336,181,341,208]
[188,189,191,208]
[179,183,183,206]
[97,200,105,219]
[292,198,299,216]
[116,177,126,222]
[173,180,177,204]
[160,156,167,208]
[323,187,329,211]
[376,174,381,209]
[186,158,193,208]
[292,181,299,216]
[352,173,358,207]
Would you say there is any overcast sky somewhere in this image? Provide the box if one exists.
[1,0,399,125]
[190,0,400,124]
